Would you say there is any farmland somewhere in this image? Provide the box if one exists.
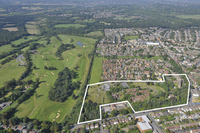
[25,21,40,34]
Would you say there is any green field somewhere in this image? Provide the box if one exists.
[54,24,86,28]
[14,35,97,122]
[0,62,26,87]
[124,36,139,40]
[0,44,14,53]
[25,22,40,34]
[77,19,95,23]
[12,36,38,45]
[177,15,200,19]
[89,57,106,84]
[86,85,110,104]
[86,31,103,37]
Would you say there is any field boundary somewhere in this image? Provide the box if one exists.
[77,74,190,124]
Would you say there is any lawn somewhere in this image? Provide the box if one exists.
[176,15,200,19]
[124,36,139,40]
[54,24,86,28]
[86,31,103,37]
[14,35,97,123]
[0,62,26,87]
[89,57,106,84]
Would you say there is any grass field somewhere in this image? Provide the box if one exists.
[89,57,106,84]
[86,31,103,37]
[0,62,26,87]
[2,27,18,32]
[25,21,40,34]
[76,19,95,23]
[12,36,38,45]
[0,44,14,53]
[0,8,5,12]
[86,85,110,104]
[14,35,97,122]
[22,6,43,10]
[177,15,200,19]
[124,36,139,40]
[131,82,165,93]
[100,21,111,25]
[54,24,86,28]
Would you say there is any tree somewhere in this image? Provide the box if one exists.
[27,122,34,130]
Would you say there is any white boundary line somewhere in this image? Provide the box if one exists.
[77,74,190,124]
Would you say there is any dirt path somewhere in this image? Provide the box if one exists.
[33,69,38,78]
[28,97,36,117]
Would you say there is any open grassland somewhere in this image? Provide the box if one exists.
[131,82,165,93]
[86,85,110,104]
[0,62,26,87]
[25,21,40,34]
[15,35,97,122]
[124,36,139,40]
[86,31,103,37]
[12,36,38,45]
[76,19,95,23]
[89,57,106,84]
[54,24,86,28]
[100,21,111,25]
[2,27,18,32]
[22,6,43,10]
[177,15,200,19]
[58,34,96,46]
[0,8,5,12]
[0,44,14,53]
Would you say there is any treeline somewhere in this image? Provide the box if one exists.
[1,54,17,65]
[44,66,57,70]
[29,43,44,50]
[19,50,32,80]
[55,44,75,57]
[48,67,81,102]
[18,78,40,104]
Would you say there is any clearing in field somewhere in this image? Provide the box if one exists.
[2,27,18,31]
[54,24,86,28]
[14,35,97,123]
[176,15,200,19]
[78,74,190,124]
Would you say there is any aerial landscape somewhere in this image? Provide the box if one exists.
[1,0,200,133]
